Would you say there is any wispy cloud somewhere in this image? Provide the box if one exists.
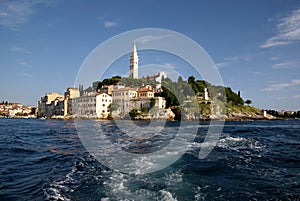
[271,61,298,69]
[9,46,31,54]
[263,79,300,91]
[18,61,32,67]
[254,71,263,76]
[103,21,118,28]
[261,8,300,48]
[136,34,172,44]
[164,63,176,69]
[18,72,34,78]
[216,54,252,68]
[293,94,300,99]
[0,0,56,30]
[98,17,118,28]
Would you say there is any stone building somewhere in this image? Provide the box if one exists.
[112,87,138,114]
[64,87,80,116]
[37,92,64,118]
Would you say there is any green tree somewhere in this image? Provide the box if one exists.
[108,103,119,112]
[245,99,252,105]
[177,76,184,83]
[129,109,138,118]
[92,81,101,91]
[225,87,244,105]
[30,107,37,115]
[141,107,148,113]
[150,98,156,108]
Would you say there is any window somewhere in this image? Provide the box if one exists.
[103,104,105,107]
[102,110,105,113]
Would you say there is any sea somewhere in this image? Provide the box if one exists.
[0,118,299,201]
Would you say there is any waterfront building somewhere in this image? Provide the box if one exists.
[112,87,138,113]
[96,93,112,118]
[71,92,112,118]
[64,87,80,116]
[37,92,64,118]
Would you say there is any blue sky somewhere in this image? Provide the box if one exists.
[0,0,300,111]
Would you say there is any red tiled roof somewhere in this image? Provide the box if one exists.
[137,88,153,92]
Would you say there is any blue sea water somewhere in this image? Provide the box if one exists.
[0,118,299,200]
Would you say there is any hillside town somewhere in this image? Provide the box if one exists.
[0,102,36,118]
[36,43,205,120]
[34,43,299,120]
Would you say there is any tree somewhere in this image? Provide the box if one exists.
[141,107,148,113]
[108,103,118,112]
[188,76,195,84]
[150,98,156,108]
[30,107,37,115]
[177,76,183,83]
[245,99,252,105]
[92,81,101,91]
[225,87,244,105]
[129,109,138,118]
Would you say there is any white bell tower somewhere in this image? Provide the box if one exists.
[129,42,139,79]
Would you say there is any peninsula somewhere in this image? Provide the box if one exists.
[35,43,299,121]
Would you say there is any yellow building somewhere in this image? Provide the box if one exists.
[64,87,80,116]
[37,92,64,118]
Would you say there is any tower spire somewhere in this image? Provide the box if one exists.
[129,42,139,79]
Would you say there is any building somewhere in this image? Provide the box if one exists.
[0,102,35,118]
[197,87,210,103]
[142,71,167,83]
[129,42,139,79]
[37,92,64,118]
[112,87,138,113]
[71,93,97,117]
[96,93,112,118]
[137,86,154,98]
[64,87,80,116]
[130,96,166,110]
[98,84,114,95]
[71,92,112,118]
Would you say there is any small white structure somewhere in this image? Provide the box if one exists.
[204,88,209,101]
[96,93,112,118]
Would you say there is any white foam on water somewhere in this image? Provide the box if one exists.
[159,189,178,201]
[44,186,71,201]
[164,170,183,186]
[217,135,265,151]
[194,186,208,201]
